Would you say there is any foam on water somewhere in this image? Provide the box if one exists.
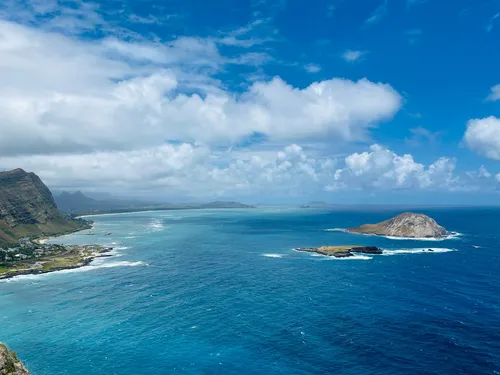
[147,218,165,232]
[0,261,146,283]
[325,228,462,241]
[262,253,285,258]
[381,248,456,256]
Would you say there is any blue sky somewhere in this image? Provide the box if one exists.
[0,0,499,203]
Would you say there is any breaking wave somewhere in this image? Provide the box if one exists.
[381,248,456,256]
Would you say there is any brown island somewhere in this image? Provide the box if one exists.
[296,245,383,258]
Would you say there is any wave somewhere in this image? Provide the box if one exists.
[261,253,285,258]
[0,261,147,283]
[147,218,165,232]
[381,248,455,256]
[332,254,373,260]
[326,228,462,241]
[472,245,482,249]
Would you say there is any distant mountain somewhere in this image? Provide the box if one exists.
[300,201,332,208]
[53,191,256,215]
[199,201,255,209]
[55,191,99,212]
[0,169,89,247]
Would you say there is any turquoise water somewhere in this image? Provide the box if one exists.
[1,207,500,374]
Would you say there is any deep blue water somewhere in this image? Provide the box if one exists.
[1,207,500,374]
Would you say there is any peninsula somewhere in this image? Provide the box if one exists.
[296,245,382,258]
[0,168,112,280]
[0,238,113,280]
[348,212,448,238]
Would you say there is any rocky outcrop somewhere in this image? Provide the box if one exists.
[348,212,447,238]
[0,169,90,246]
[0,343,29,375]
[296,245,382,258]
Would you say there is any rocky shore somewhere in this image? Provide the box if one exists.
[0,242,113,280]
[0,343,29,375]
[296,245,382,258]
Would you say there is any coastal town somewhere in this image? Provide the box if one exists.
[0,237,113,280]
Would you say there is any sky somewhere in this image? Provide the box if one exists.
[0,0,499,204]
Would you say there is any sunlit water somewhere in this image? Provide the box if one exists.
[1,207,499,374]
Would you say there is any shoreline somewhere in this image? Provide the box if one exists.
[0,253,113,281]
[1,224,115,281]
[326,228,461,241]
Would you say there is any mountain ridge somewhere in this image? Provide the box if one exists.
[0,169,89,247]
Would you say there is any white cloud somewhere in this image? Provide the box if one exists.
[0,144,337,198]
[0,19,402,157]
[342,50,367,62]
[304,63,321,73]
[463,116,500,160]
[364,0,388,27]
[486,84,500,101]
[327,144,456,190]
[486,13,500,32]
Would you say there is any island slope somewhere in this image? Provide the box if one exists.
[348,212,447,238]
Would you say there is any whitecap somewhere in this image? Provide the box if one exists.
[472,245,481,249]
[381,248,456,256]
[327,228,462,241]
[147,218,165,232]
[0,261,147,283]
[330,254,373,260]
[261,253,284,258]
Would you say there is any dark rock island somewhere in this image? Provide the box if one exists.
[296,245,382,258]
[348,212,448,239]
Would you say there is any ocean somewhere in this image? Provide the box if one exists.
[1,207,499,374]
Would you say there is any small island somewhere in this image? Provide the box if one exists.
[0,238,112,280]
[348,212,448,239]
[296,245,382,258]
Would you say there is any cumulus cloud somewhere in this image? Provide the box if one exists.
[0,19,402,157]
[327,144,456,191]
[0,144,337,198]
[463,116,500,160]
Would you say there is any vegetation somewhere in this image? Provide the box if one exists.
[0,239,111,280]
[0,343,29,374]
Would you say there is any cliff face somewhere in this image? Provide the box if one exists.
[349,212,447,238]
[0,343,29,375]
[0,169,88,246]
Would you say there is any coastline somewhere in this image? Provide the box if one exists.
[1,226,114,281]
[0,252,113,280]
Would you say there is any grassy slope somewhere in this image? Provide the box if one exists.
[0,219,90,248]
